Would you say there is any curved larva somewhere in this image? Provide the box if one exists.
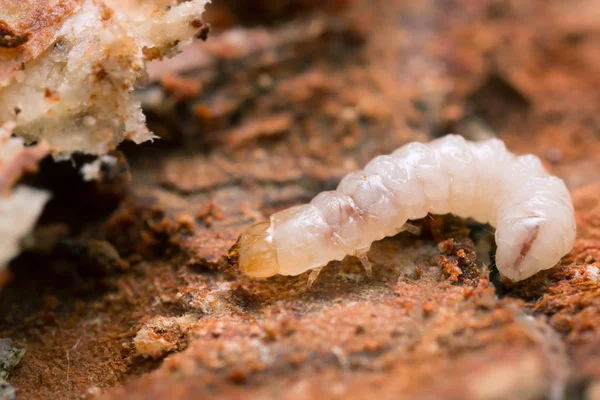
[238,135,576,281]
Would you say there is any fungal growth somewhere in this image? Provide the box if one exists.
[238,135,576,282]
[0,0,209,156]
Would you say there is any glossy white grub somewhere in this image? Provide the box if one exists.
[238,135,576,281]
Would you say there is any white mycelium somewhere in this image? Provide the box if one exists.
[239,135,576,281]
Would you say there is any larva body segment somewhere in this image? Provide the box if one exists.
[238,135,576,281]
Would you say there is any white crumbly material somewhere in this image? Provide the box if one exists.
[104,0,208,55]
[134,314,198,358]
[0,122,22,163]
[0,122,51,268]
[239,135,576,282]
[81,154,117,181]
[0,186,50,267]
[0,0,209,156]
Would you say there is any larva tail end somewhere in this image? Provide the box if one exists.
[238,221,280,278]
[496,216,549,281]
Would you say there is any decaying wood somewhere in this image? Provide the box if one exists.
[1,0,600,399]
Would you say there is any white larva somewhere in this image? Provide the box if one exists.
[238,135,576,282]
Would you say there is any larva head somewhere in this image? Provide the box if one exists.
[238,221,280,278]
